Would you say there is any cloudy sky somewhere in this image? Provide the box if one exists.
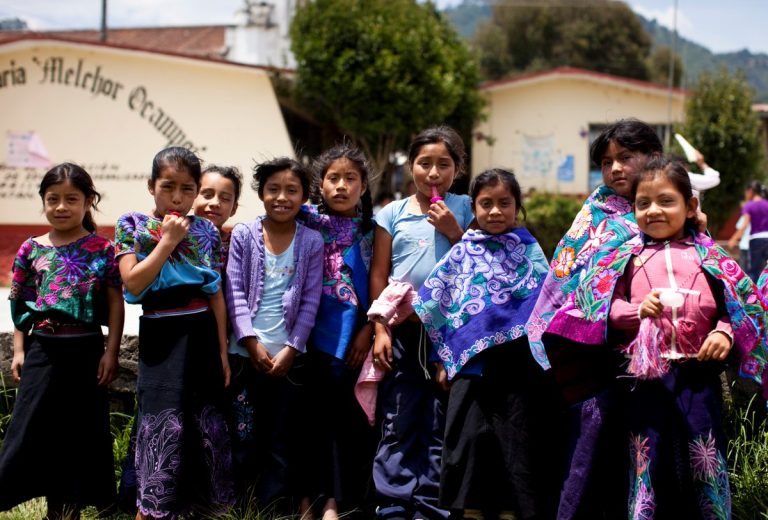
[1,0,766,55]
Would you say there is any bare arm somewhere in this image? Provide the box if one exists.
[370,225,394,370]
[209,288,231,387]
[728,213,750,250]
[11,328,24,382]
[97,286,124,385]
[119,215,189,296]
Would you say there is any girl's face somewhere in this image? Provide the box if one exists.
[411,142,456,201]
[260,169,306,224]
[193,172,238,230]
[43,181,92,235]
[474,182,518,235]
[321,158,366,217]
[600,140,644,198]
[634,174,697,241]
[149,166,198,218]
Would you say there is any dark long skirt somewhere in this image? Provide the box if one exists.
[295,349,376,517]
[225,352,306,514]
[440,341,539,519]
[0,331,116,513]
[372,321,449,520]
[134,310,234,519]
[627,361,730,519]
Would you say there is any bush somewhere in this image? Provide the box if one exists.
[524,192,584,260]
[728,396,768,519]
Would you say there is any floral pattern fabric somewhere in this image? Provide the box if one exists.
[525,186,638,369]
[546,231,768,394]
[414,228,549,380]
[9,234,120,331]
[114,212,223,303]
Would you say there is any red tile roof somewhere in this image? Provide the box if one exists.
[0,25,230,60]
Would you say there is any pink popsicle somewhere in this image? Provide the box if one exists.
[430,186,443,204]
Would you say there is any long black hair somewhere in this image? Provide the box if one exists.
[39,162,101,232]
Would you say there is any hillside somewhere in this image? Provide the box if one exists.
[443,0,768,102]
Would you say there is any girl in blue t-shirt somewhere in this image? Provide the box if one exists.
[370,126,474,520]
[116,147,234,519]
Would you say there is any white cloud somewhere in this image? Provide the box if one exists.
[630,3,694,39]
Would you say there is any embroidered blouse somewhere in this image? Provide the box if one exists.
[9,234,121,331]
[114,212,222,304]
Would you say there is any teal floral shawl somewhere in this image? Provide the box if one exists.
[525,186,639,369]
[546,231,768,394]
[413,228,549,380]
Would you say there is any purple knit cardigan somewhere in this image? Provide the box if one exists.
[225,217,323,353]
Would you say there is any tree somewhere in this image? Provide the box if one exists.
[290,0,483,190]
[474,0,651,81]
[680,68,766,234]
[647,46,684,88]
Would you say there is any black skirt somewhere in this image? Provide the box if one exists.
[440,340,538,518]
[0,331,116,512]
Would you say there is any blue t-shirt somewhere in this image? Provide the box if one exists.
[374,193,473,290]
[230,236,296,358]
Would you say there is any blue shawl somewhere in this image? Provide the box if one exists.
[413,228,549,380]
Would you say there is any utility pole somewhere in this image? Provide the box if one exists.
[100,0,108,42]
[665,0,678,149]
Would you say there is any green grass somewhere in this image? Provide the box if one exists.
[728,396,768,519]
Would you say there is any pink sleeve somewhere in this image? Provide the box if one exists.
[609,270,641,331]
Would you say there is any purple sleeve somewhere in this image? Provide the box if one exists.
[225,224,258,344]
[285,230,324,353]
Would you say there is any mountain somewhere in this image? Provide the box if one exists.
[442,0,768,102]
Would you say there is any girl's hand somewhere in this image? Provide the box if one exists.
[97,351,119,386]
[435,363,450,392]
[221,352,231,387]
[639,290,663,319]
[427,201,463,243]
[269,346,297,377]
[160,214,190,246]
[11,351,24,383]
[346,323,373,369]
[697,331,733,361]
[373,323,394,371]
[245,338,274,372]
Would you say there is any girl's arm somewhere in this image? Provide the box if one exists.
[370,225,394,370]
[427,201,464,244]
[209,287,231,386]
[728,213,751,251]
[11,328,25,383]
[97,286,124,386]
[225,225,259,344]
[119,215,190,296]
[346,322,374,369]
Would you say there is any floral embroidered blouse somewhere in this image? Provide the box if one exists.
[114,212,223,304]
[9,234,121,332]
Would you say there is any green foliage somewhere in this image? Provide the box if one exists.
[0,373,16,450]
[647,46,684,88]
[679,68,766,235]
[290,0,484,183]
[524,192,584,260]
[727,397,768,519]
[474,0,652,81]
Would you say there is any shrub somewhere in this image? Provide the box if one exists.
[524,192,584,260]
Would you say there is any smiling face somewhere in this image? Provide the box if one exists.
[474,182,518,234]
[634,174,697,241]
[259,169,306,224]
[321,158,366,217]
[149,166,198,218]
[193,172,238,229]
[411,142,457,203]
[600,140,644,198]
[43,181,92,236]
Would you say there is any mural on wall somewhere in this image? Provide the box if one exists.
[6,131,51,169]
[557,154,574,182]
[522,134,554,178]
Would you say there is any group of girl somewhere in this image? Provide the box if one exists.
[1,119,767,520]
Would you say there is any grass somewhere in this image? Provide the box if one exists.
[728,396,768,519]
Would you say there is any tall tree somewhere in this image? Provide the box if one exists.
[290,0,483,190]
[474,0,652,81]
[681,67,765,234]
[647,46,684,88]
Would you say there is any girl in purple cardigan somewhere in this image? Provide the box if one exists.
[224,157,323,514]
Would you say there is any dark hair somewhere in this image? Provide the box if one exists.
[151,146,202,186]
[631,155,700,232]
[407,126,467,178]
[589,118,663,166]
[470,168,527,221]
[38,162,101,232]
[251,157,312,200]
[746,180,768,199]
[202,164,243,204]
[312,143,375,233]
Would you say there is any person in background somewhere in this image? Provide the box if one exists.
[728,180,768,281]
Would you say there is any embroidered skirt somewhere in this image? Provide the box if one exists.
[134,310,234,519]
[0,331,116,512]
